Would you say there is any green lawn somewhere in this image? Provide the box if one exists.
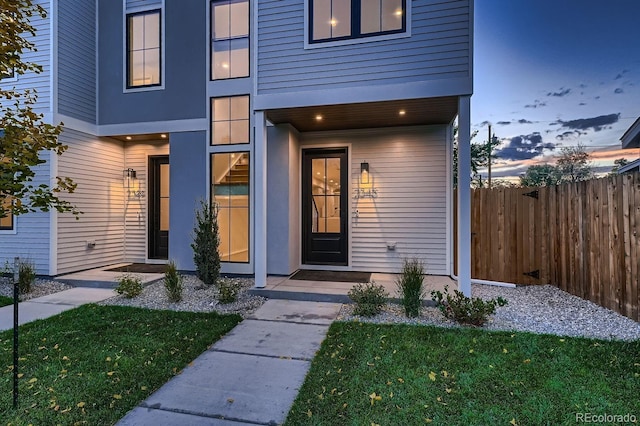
[0,295,12,307]
[0,304,242,425]
[286,322,640,426]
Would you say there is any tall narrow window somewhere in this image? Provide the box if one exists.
[127,10,161,88]
[211,0,249,79]
[212,152,250,262]
[0,198,13,230]
[211,95,250,145]
[309,0,406,43]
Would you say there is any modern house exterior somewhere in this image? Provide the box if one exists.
[0,0,473,292]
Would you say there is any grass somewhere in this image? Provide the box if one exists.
[0,304,242,425]
[0,295,13,307]
[285,322,640,425]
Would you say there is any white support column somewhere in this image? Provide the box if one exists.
[457,96,472,296]
[254,111,268,288]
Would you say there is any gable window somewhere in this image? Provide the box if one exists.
[310,0,406,43]
[211,0,249,79]
[211,95,250,145]
[126,10,161,88]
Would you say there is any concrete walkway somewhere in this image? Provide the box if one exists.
[117,299,342,426]
[0,287,116,332]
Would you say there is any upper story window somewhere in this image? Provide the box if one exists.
[126,10,161,88]
[211,95,250,145]
[310,0,406,43]
[211,0,249,79]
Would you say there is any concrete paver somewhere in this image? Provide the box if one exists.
[119,406,257,425]
[0,287,116,331]
[247,299,342,325]
[214,319,329,360]
[130,351,311,426]
[118,299,342,426]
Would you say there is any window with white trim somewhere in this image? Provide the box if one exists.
[0,198,13,231]
[309,0,406,43]
[126,10,161,88]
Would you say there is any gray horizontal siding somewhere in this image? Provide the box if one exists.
[257,0,471,95]
[0,0,51,115]
[126,0,162,11]
[0,153,51,275]
[56,129,126,274]
[57,0,97,123]
[301,125,449,274]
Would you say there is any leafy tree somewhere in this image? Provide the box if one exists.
[453,128,500,188]
[519,164,561,187]
[0,0,78,220]
[609,158,630,176]
[555,143,594,183]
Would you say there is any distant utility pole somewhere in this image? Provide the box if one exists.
[487,125,492,189]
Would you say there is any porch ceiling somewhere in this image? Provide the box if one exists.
[265,96,459,132]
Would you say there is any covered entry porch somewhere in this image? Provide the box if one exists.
[252,95,473,296]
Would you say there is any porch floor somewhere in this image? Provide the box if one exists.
[250,273,456,303]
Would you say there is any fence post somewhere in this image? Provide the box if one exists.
[13,256,19,409]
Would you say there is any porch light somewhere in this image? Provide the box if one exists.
[399,109,406,116]
[315,114,323,121]
[123,168,143,198]
[360,162,370,185]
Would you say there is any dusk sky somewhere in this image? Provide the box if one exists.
[472,0,640,180]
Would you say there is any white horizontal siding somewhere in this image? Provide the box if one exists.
[124,142,169,262]
[56,130,126,274]
[57,0,96,123]
[301,125,448,274]
[257,0,471,94]
[0,153,51,275]
[0,0,51,115]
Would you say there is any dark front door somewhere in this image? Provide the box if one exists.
[148,156,169,259]
[302,148,348,265]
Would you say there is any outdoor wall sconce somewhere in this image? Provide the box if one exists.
[123,168,144,198]
[360,162,370,185]
[355,161,378,199]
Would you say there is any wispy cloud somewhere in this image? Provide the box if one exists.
[524,99,547,109]
[547,87,571,97]
[614,88,624,94]
[497,121,511,125]
[518,119,532,124]
[553,113,620,132]
[495,133,556,161]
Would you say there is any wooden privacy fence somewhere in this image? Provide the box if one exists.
[455,172,640,322]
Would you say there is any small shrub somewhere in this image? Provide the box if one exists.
[18,259,36,294]
[191,200,221,286]
[164,261,183,302]
[430,285,508,326]
[217,278,242,304]
[115,274,143,298]
[396,258,426,318]
[348,282,388,317]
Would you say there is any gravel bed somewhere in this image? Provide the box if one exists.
[99,275,267,318]
[338,284,640,341]
[0,277,73,301]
